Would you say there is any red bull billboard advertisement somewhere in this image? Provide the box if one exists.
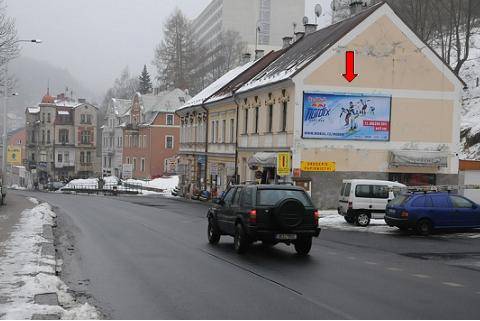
[302,92,392,141]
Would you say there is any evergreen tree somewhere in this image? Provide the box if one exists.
[138,65,152,94]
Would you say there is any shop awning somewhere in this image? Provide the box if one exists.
[248,152,277,169]
[390,150,448,168]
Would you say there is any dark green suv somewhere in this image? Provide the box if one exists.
[207,184,320,255]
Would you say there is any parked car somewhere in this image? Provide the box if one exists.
[207,184,320,255]
[385,192,480,235]
[0,184,5,205]
[47,181,66,191]
[338,179,406,227]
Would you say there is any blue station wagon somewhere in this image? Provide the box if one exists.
[385,192,480,235]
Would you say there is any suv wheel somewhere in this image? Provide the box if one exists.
[207,219,221,244]
[294,237,312,256]
[234,223,249,254]
[416,219,433,236]
[355,212,371,227]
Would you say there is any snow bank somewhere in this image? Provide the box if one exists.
[62,176,119,190]
[8,184,26,190]
[0,202,100,319]
[125,175,179,192]
[319,211,397,235]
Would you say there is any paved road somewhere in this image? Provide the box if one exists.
[0,192,33,256]
[12,191,480,319]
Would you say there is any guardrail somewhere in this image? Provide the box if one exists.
[60,182,142,195]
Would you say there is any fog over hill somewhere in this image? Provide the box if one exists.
[8,56,99,119]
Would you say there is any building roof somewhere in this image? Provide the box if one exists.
[111,98,132,116]
[27,107,40,114]
[207,50,286,104]
[141,88,191,113]
[237,3,384,94]
[180,60,257,110]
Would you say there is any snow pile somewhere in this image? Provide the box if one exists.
[0,201,100,319]
[319,211,398,234]
[62,176,119,190]
[8,184,26,190]
[124,175,179,192]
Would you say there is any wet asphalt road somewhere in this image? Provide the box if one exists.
[12,191,480,319]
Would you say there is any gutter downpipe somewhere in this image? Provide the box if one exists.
[201,101,209,191]
[233,92,241,184]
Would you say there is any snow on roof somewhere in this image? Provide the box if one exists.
[237,3,383,94]
[55,100,80,108]
[181,61,256,109]
[27,107,40,114]
[111,98,132,116]
[141,89,191,113]
[58,110,70,115]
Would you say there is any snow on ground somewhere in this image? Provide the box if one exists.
[0,202,100,319]
[125,175,179,192]
[61,176,119,190]
[8,184,26,190]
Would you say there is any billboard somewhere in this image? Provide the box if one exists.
[7,146,22,165]
[303,92,392,141]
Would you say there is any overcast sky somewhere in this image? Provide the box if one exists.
[6,0,330,98]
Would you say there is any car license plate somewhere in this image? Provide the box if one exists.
[388,209,396,214]
[275,234,297,240]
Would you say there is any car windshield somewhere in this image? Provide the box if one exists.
[257,189,313,207]
[389,194,410,206]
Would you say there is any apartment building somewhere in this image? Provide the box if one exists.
[179,2,464,209]
[25,93,100,182]
[192,0,305,55]
[122,89,190,179]
[102,98,131,177]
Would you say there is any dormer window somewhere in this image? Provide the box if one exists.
[166,114,174,126]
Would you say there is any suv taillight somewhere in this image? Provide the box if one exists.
[348,202,353,209]
[314,209,319,226]
[248,210,257,224]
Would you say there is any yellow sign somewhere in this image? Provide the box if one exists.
[7,146,22,166]
[277,153,291,176]
[301,161,336,172]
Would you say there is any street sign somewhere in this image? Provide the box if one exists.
[300,161,336,172]
[7,146,22,166]
[277,152,291,176]
[122,164,133,179]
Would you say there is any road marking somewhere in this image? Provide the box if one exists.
[442,282,464,288]
[387,267,403,272]
[364,261,378,265]
[412,274,431,279]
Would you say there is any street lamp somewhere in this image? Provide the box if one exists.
[2,39,42,185]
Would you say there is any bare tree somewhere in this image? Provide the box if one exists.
[102,67,139,108]
[0,0,19,67]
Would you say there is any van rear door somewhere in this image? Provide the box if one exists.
[370,185,390,219]
[338,182,350,215]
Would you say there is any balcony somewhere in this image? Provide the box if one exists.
[124,123,139,131]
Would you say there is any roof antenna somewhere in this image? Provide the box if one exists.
[47,79,50,95]
[293,22,297,34]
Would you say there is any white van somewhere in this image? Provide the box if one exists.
[338,179,406,227]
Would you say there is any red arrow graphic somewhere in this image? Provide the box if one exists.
[342,51,358,82]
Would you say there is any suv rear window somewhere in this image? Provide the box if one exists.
[257,189,313,207]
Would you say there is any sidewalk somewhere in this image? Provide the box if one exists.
[0,192,34,256]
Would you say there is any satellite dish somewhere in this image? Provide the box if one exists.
[315,4,322,17]
[302,16,309,25]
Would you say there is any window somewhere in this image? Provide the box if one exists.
[450,196,474,208]
[232,188,243,206]
[372,185,389,199]
[230,119,235,143]
[223,188,236,205]
[47,113,51,123]
[211,120,215,143]
[47,130,51,144]
[244,108,248,134]
[81,131,91,144]
[165,136,174,149]
[108,157,112,168]
[133,158,137,171]
[87,114,92,124]
[104,156,107,167]
[241,187,253,207]
[141,158,145,172]
[64,152,69,163]
[222,119,226,143]
[411,196,426,207]
[31,153,35,161]
[59,129,69,143]
[431,195,450,208]
[80,151,85,163]
[86,151,91,163]
[257,189,313,207]
[57,153,63,163]
[127,157,130,164]
[344,183,351,197]
[254,107,259,133]
[215,121,219,143]
[281,102,287,132]
[42,130,45,144]
[81,114,86,123]
[355,185,371,198]
[166,114,174,126]
[267,104,273,132]
[42,113,45,123]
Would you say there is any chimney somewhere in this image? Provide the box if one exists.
[294,31,305,42]
[350,0,368,16]
[242,53,252,64]
[304,23,318,35]
[282,36,293,49]
[255,49,265,60]
[78,98,86,103]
